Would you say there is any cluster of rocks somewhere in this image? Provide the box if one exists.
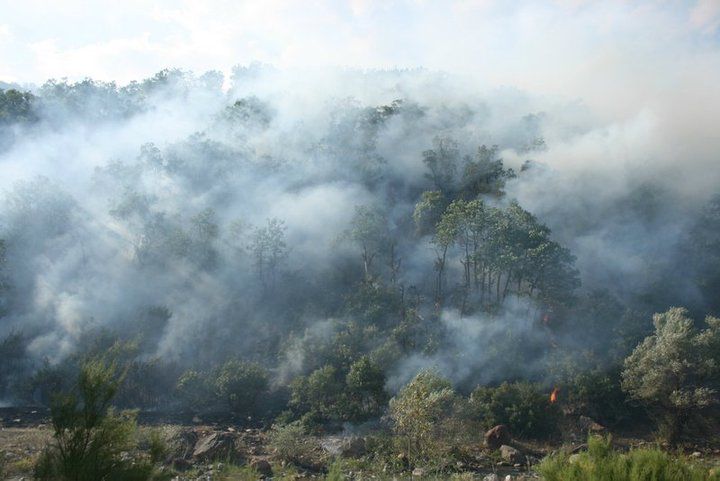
[166,427,274,480]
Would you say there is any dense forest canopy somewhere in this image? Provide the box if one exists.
[0,67,719,416]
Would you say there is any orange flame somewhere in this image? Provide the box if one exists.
[550,387,559,404]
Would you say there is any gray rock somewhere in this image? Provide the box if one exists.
[499,445,523,464]
[412,467,426,477]
[193,432,238,462]
[483,474,500,481]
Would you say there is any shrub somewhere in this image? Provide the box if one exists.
[538,435,720,481]
[345,356,388,422]
[565,367,641,427]
[622,307,720,444]
[268,421,322,465]
[325,459,346,481]
[389,370,464,465]
[212,360,269,417]
[469,381,560,439]
[147,429,169,464]
[176,369,214,410]
[290,365,345,428]
[34,359,155,481]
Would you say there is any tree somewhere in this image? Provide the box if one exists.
[423,136,461,193]
[347,206,388,281]
[189,207,219,269]
[621,307,720,444]
[0,89,37,124]
[460,145,514,198]
[249,218,288,289]
[413,190,446,236]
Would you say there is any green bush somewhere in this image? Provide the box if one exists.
[147,429,169,464]
[268,421,322,465]
[325,459,346,481]
[345,356,388,422]
[212,360,269,417]
[469,381,560,439]
[622,307,720,444]
[176,369,214,410]
[539,435,720,481]
[290,365,345,428]
[34,359,156,481]
[389,370,466,465]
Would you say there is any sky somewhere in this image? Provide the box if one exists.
[0,1,718,102]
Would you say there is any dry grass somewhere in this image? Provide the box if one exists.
[0,427,52,476]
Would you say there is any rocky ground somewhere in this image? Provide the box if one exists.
[2,407,719,481]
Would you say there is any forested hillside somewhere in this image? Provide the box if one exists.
[1,67,719,448]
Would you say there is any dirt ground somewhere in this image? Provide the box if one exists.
[3,406,720,481]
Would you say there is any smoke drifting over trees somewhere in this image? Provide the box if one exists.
[0,65,719,413]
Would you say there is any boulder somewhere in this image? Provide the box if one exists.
[483,474,500,481]
[412,467,426,477]
[485,425,511,449]
[250,458,273,478]
[499,445,523,464]
[340,437,367,458]
[169,429,199,459]
[193,432,238,462]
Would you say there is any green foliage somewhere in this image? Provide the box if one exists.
[290,365,345,428]
[213,360,270,417]
[146,429,169,464]
[176,369,213,410]
[469,381,560,438]
[346,205,389,280]
[564,367,639,426]
[622,307,720,443]
[423,136,461,193]
[389,370,464,464]
[288,352,387,428]
[345,356,388,422]
[427,194,579,308]
[413,190,446,235]
[538,435,720,481]
[325,459,346,481]
[0,89,36,124]
[34,359,155,481]
[268,421,321,465]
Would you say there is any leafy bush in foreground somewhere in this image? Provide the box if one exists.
[268,421,323,465]
[539,436,720,481]
[34,359,157,481]
[622,307,720,444]
[389,370,468,466]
